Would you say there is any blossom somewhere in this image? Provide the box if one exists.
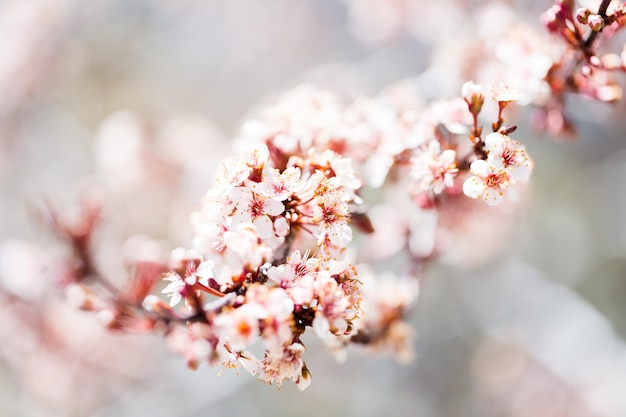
[215,338,260,376]
[313,192,353,250]
[462,160,511,206]
[260,166,303,201]
[410,140,458,194]
[215,157,251,193]
[161,273,185,307]
[245,285,295,347]
[231,187,285,239]
[256,343,311,390]
[485,132,532,180]
[490,81,523,103]
[312,270,359,337]
[213,304,265,351]
[161,250,214,307]
[222,222,273,270]
[243,143,270,171]
[462,81,484,102]
[462,81,485,114]
[267,251,319,305]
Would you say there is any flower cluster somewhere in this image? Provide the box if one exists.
[154,137,369,388]
[3,0,626,411]
[460,82,533,206]
[54,117,368,390]
[44,77,537,390]
[539,0,626,134]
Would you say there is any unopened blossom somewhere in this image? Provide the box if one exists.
[463,160,511,206]
[410,140,458,194]
[576,7,591,24]
[462,81,485,114]
[587,14,604,31]
[462,81,484,102]
[485,132,532,180]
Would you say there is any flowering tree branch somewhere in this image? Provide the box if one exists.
[35,0,626,392]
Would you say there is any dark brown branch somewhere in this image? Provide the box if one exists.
[584,0,614,49]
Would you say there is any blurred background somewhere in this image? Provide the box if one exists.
[2,0,626,416]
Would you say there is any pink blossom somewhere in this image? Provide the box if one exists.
[222,222,273,270]
[462,160,511,206]
[231,187,285,239]
[490,81,523,103]
[410,140,458,194]
[313,192,353,250]
[485,132,532,180]
[213,304,265,351]
[256,343,311,390]
[260,166,303,201]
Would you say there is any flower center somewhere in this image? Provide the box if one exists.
[486,171,507,188]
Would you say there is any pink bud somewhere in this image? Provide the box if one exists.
[588,14,604,31]
[576,8,591,24]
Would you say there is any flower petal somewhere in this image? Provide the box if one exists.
[482,187,504,206]
[463,176,484,199]
[470,159,491,177]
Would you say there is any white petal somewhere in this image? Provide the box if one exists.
[487,152,505,169]
[509,163,531,181]
[253,216,274,239]
[463,176,484,199]
[328,224,353,247]
[440,149,457,164]
[274,217,290,237]
[296,370,312,391]
[231,186,251,206]
[482,187,504,206]
[197,260,214,278]
[485,132,506,149]
[169,292,182,307]
[263,198,285,216]
[470,159,491,177]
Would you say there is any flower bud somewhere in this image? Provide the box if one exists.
[462,81,483,101]
[462,81,484,114]
[576,8,591,24]
[588,14,604,31]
